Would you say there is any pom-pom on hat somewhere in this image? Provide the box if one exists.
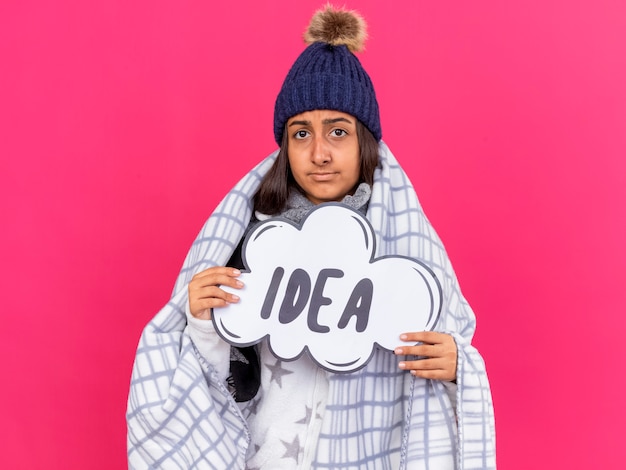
[273,4,382,145]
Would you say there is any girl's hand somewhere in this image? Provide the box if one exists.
[394,331,457,382]
[188,267,244,320]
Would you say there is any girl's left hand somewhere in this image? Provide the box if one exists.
[394,331,457,382]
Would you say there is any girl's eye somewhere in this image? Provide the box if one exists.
[294,130,309,139]
[331,129,347,137]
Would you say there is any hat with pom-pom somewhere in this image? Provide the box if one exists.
[273,4,381,144]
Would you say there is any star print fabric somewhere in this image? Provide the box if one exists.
[242,343,329,469]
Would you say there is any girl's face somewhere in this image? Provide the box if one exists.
[287,110,360,205]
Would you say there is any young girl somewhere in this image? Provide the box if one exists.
[127,5,496,469]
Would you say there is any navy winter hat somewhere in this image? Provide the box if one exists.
[273,5,382,145]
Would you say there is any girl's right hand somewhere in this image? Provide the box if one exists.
[188,267,244,320]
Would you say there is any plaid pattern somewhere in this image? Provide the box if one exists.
[127,142,496,469]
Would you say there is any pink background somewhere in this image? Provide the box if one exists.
[2,0,625,468]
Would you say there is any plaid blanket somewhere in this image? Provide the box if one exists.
[126,142,496,469]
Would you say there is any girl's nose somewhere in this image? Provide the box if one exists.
[311,136,331,164]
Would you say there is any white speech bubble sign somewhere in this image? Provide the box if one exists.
[212,203,442,373]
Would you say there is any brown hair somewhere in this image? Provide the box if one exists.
[253,120,379,215]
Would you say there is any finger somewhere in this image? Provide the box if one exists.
[189,286,240,316]
[398,358,442,372]
[190,296,236,317]
[400,331,448,345]
[193,286,240,303]
[190,272,244,291]
[398,358,456,382]
[192,267,242,282]
[188,285,240,315]
[394,344,440,358]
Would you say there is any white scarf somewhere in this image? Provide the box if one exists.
[126,142,496,469]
